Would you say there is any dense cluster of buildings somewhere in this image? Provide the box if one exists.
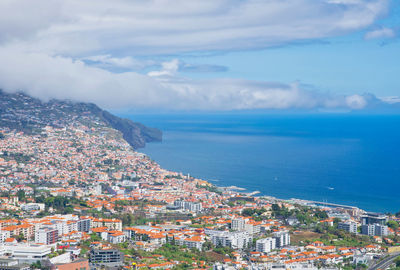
[0,122,399,270]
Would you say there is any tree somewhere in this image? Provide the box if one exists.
[314,209,328,219]
[63,206,74,214]
[333,218,341,227]
[203,241,212,251]
[272,204,281,213]
[227,201,234,207]
[68,180,76,185]
[30,261,42,269]
[35,195,45,203]
[393,256,400,268]
[242,208,255,217]
[387,220,399,231]
[122,214,134,226]
[16,232,25,242]
[17,190,26,201]
[90,233,101,241]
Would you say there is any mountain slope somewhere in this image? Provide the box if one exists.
[0,90,162,149]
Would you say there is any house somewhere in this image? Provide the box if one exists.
[108,231,126,244]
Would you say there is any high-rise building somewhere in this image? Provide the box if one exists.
[338,221,358,234]
[272,231,290,248]
[35,227,58,245]
[231,219,245,231]
[256,237,276,253]
[360,212,388,237]
[89,249,122,267]
[174,200,202,213]
[374,224,389,236]
[361,213,387,226]
[206,230,252,249]
[361,224,389,236]
[77,219,91,232]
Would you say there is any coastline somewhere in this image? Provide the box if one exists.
[132,114,400,214]
[139,150,369,214]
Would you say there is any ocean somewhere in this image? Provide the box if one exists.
[123,113,400,213]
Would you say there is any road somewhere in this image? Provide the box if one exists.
[368,253,400,270]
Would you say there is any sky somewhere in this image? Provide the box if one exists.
[0,0,399,112]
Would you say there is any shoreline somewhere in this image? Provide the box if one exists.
[134,119,400,214]
[139,150,373,214]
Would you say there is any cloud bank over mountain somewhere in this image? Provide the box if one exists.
[0,0,396,111]
[0,51,381,111]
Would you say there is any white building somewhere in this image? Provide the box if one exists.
[182,238,203,250]
[20,203,45,212]
[338,221,358,234]
[244,222,261,235]
[66,220,78,233]
[121,180,139,188]
[1,244,52,263]
[256,237,276,253]
[111,186,125,195]
[361,224,389,236]
[174,200,202,213]
[108,232,126,244]
[231,218,260,235]
[0,231,11,243]
[375,224,389,236]
[231,218,246,231]
[272,231,290,248]
[94,185,102,195]
[327,211,351,221]
[77,218,91,232]
[207,230,252,249]
[54,222,69,236]
[35,227,59,245]
[213,263,237,270]
[49,252,71,265]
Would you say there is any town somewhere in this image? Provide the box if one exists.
[1,117,400,270]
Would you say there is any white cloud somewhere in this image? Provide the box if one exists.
[380,96,400,104]
[0,0,65,43]
[345,94,368,109]
[0,0,391,111]
[0,48,171,108]
[364,27,396,40]
[0,0,389,56]
[0,48,370,111]
[82,55,157,71]
[148,59,180,77]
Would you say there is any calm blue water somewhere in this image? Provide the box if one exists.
[123,114,400,213]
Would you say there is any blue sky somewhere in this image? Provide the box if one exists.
[179,35,399,96]
[0,0,399,111]
[173,2,400,97]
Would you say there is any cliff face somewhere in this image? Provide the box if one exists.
[0,90,162,149]
[98,110,162,149]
